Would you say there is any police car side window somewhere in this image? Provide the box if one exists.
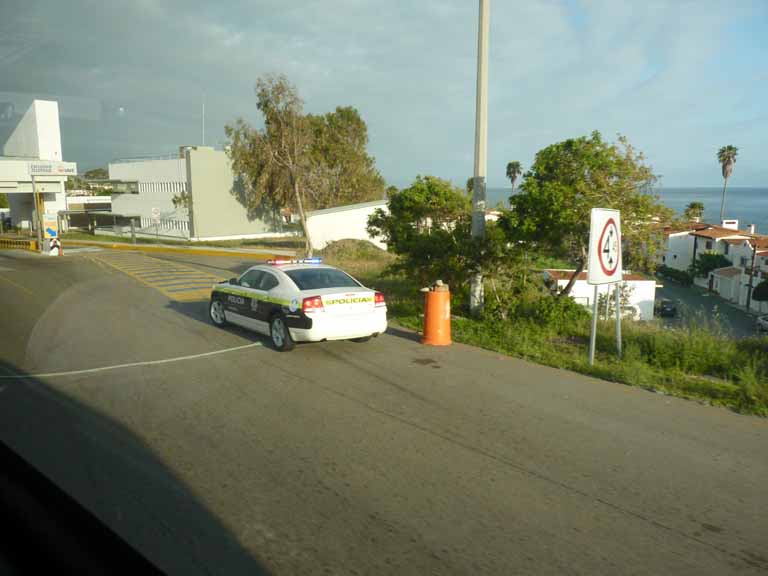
[240,270,263,289]
[259,273,279,291]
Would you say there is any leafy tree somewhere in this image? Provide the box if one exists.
[225,74,316,256]
[0,193,7,209]
[367,175,523,311]
[505,161,522,192]
[717,145,738,221]
[752,280,768,302]
[500,131,672,297]
[307,106,385,207]
[683,201,704,221]
[466,177,473,195]
[690,253,731,278]
[84,167,108,180]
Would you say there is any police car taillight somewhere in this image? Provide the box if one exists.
[374,292,386,307]
[302,295,324,313]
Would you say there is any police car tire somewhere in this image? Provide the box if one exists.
[209,299,228,327]
[351,336,372,343]
[270,315,295,352]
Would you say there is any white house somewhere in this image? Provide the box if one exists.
[543,269,657,320]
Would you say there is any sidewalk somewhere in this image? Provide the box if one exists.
[62,238,297,260]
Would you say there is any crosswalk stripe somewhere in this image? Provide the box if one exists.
[90,253,223,301]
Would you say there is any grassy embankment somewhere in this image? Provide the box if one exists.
[320,240,768,416]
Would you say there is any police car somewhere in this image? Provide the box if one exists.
[209,259,387,351]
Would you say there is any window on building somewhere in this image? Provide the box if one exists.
[740,257,748,267]
[705,240,713,250]
[724,243,729,255]
[662,255,666,263]
[673,255,677,260]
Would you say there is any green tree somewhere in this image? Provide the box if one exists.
[0,193,8,209]
[308,106,385,208]
[683,201,704,221]
[752,280,768,302]
[367,175,523,305]
[84,167,108,180]
[690,253,731,278]
[717,145,738,222]
[225,74,316,256]
[505,161,522,192]
[501,131,672,297]
[466,177,474,195]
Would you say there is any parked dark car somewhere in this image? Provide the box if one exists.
[655,299,677,317]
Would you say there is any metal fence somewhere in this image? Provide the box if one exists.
[139,218,189,231]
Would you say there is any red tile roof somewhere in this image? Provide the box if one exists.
[712,266,742,278]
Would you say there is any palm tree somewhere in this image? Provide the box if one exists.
[506,161,522,193]
[683,201,704,221]
[717,145,738,222]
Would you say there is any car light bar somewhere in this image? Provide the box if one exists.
[267,258,322,265]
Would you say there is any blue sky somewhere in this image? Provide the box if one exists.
[1,0,766,187]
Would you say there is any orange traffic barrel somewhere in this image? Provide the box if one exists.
[422,281,451,346]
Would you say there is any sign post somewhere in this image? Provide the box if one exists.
[151,207,161,242]
[587,208,622,365]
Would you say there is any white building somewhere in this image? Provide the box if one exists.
[0,100,75,231]
[543,269,657,320]
[108,146,284,241]
[305,200,387,251]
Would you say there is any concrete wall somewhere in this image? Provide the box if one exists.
[305,200,387,251]
[3,100,62,161]
[558,279,656,321]
[186,147,279,240]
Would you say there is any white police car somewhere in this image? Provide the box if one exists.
[209,259,387,351]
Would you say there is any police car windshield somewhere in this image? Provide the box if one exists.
[285,268,361,291]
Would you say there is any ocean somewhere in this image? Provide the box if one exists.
[487,187,768,234]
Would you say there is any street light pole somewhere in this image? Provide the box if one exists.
[470,0,489,316]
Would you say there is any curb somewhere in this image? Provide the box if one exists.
[63,239,291,260]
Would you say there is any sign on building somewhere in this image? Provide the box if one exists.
[588,208,622,285]
[28,161,77,177]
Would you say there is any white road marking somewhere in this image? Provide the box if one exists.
[0,342,263,380]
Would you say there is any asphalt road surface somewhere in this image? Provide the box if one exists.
[656,280,757,338]
[1,248,767,575]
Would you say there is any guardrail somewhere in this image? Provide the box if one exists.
[0,237,37,251]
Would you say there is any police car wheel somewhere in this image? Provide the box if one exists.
[351,336,371,343]
[270,315,295,351]
[209,299,228,326]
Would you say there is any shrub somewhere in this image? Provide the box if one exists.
[657,265,693,286]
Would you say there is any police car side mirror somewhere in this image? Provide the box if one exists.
[229,277,239,285]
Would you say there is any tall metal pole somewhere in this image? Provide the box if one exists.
[202,93,206,146]
[470,0,490,316]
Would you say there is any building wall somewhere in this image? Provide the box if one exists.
[186,147,279,240]
[305,200,387,251]
[3,100,62,161]
[662,233,695,270]
[557,279,656,320]
[109,157,188,223]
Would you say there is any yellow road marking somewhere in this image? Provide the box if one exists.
[0,275,33,296]
[91,252,222,301]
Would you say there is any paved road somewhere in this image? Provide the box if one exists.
[1,248,767,575]
[656,280,757,338]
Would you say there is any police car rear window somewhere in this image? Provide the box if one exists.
[285,269,361,290]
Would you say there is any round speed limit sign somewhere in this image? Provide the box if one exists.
[598,218,620,277]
